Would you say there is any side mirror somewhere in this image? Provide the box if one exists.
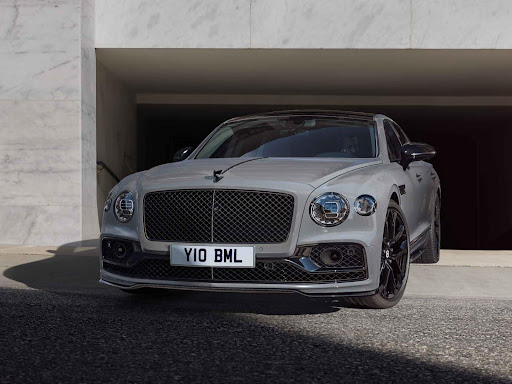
[173,146,194,162]
[401,142,436,170]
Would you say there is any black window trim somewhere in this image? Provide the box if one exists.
[383,119,403,163]
[390,121,410,145]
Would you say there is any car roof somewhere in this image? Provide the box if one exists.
[225,109,377,124]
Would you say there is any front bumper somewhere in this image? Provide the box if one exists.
[99,242,381,296]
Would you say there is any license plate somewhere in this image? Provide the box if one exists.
[170,245,255,268]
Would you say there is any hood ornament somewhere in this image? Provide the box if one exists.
[213,170,224,183]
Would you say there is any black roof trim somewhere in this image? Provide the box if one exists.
[225,109,376,124]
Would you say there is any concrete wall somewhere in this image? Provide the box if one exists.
[0,0,97,246]
[2,0,512,247]
[96,62,137,226]
[81,0,98,243]
[96,0,512,49]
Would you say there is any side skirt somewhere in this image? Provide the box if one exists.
[410,226,431,262]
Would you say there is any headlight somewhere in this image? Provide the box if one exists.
[104,192,113,212]
[354,195,377,216]
[114,191,135,222]
[310,192,350,227]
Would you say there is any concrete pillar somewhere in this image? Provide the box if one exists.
[0,0,98,246]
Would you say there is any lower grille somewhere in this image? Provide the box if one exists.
[103,259,366,284]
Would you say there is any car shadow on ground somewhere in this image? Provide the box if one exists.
[1,284,506,383]
[2,240,340,315]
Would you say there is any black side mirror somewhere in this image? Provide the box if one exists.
[401,142,436,170]
[173,146,194,162]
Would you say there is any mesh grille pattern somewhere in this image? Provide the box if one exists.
[105,259,212,281]
[103,259,366,284]
[213,190,294,243]
[144,190,213,242]
[144,190,294,243]
[309,243,365,269]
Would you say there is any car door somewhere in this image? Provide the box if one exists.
[383,121,426,241]
[392,122,433,232]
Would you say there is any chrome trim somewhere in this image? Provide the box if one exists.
[210,191,216,242]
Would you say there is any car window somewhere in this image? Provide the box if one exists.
[384,121,402,162]
[196,117,377,159]
[392,122,409,144]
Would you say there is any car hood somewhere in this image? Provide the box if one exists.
[140,157,382,190]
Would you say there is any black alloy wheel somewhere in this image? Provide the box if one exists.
[340,200,410,309]
[380,203,409,300]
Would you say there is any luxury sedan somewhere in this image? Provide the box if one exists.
[100,110,441,308]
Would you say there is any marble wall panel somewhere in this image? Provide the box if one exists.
[0,205,81,246]
[81,0,99,240]
[0,100,81,207]
[251,0,410,48]
[96,0,250,48]
[411,0,512,48]
[0,0,81,100]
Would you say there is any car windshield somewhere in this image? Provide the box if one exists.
[195,116,377,159]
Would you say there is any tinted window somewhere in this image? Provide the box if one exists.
[196,117,377,159]
[384,121,402,162]
[392,122,409,144]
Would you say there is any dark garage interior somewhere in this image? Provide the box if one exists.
[137,104,512,251]
[97,48,512,251]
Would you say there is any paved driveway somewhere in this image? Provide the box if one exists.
[0,249,511,383]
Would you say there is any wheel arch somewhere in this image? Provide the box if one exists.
[387,185,401,207]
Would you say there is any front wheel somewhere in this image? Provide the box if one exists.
[343,200,410,309]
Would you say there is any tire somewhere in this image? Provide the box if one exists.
[341,200,410,309]
[414,194,441,264]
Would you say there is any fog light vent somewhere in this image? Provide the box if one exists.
[308,243,365,269]
[320,248,343,266]
[102,238,135,263]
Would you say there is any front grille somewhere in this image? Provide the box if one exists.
[144,190,294,243]
[103,259,366,284]
[144,190,213,243]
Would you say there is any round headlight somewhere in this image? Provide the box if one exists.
[310,192,350,227]
[104,192,112,212]
[114,191,135,222]
[354,195,377,216]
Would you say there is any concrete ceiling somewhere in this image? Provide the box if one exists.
[96,49,512,97]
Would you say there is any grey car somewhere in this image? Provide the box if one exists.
[100,110,440,308]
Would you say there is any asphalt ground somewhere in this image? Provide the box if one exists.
[0,251,511,383]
